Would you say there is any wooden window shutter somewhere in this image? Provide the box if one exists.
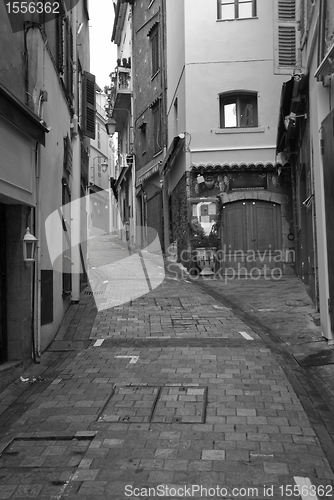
[278,25,296,65]
[67,25,74,99]
[278,0,296,18]
[57,16,65,74]
[82,71,96,139]
[275,0,299,72]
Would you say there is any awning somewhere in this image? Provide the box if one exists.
[276,74,307,154]
[314,41,334,78]
[137,160,161,185]
[0,83,49,146]
[160,135,185,175]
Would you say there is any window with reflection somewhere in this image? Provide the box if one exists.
[217,0,257,20]
[219,91,258,128]
[191,201,217,235]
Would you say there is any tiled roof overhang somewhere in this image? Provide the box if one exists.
[191,162,288,172]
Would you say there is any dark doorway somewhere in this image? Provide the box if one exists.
[0,203,7,363]
[321,110,334,330]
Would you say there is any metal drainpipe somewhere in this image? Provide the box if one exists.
[317,0,326,73]
[71,3,81,302]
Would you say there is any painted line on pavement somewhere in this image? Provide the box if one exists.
[115,355,139,364]
[93,339,105,347]
[294,477,319,500]
[239,331,254,340]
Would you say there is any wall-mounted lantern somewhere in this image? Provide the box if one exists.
[23,227,38,265]
[105,118,117,136]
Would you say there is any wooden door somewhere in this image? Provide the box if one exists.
[222,200,282,276]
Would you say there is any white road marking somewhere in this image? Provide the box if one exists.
[294,477,319,500]
[115,355,139,364]
[250,453,274,458]
[93,339,105,346]
[239,331,254,340]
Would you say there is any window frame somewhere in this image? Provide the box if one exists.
[217,0,257,20]
[150,26,160,77]
[219,91,258,129]
[152,100,162,154]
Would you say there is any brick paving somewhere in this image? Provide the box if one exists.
[0,234,333,499]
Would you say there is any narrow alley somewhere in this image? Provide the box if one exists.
[0,234,334,499]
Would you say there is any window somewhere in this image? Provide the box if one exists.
[150,26,160,76]
[139,123,147,155]
[97,122,101,149]
[217,0,256,20]
[152,101,162,153]
[57,16,74,99]
[219,92,258,128]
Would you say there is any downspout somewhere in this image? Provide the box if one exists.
[71,3,82,302]
[160,0,169,252]
[290,155,299,273]
[24,23,43,360]
[317,0,326,73]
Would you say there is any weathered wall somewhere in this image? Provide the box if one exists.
[170,174,189,265]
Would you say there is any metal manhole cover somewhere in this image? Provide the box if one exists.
[98,386,160,423]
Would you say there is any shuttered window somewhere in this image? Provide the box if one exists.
[275,0,299,73]
[150,27,160,76]
[278,25,296,66]
[278,0,296,18]
[82,71,96,139]
[57,15,74,100]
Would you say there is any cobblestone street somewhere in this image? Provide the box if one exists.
[0,234,334,499]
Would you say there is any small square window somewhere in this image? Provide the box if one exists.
[217,0,256,20]
[220,92,258,128]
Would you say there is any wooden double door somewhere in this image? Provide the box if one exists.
[221,199,282,275]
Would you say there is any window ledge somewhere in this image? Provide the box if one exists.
[153,149,163,158]
[213,127,265,134]
[216,16,258,22]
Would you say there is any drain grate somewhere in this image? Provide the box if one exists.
[294,349,334,367]
[97,385,208,424]
[83,290,104,295]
